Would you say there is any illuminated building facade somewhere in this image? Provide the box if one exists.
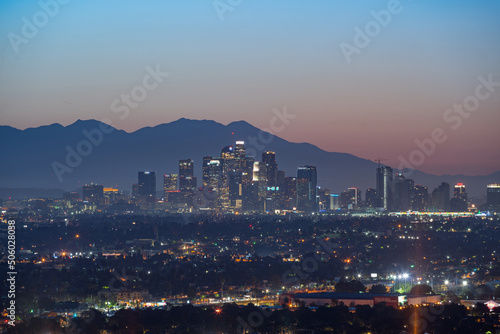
[376,166,393,211]
[450,183,468,212]
[82,183,104,204]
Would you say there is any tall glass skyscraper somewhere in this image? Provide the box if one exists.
[262,151,277,187]
[376,166,393,211]
[138,171,156,202]
[297,165,317,212]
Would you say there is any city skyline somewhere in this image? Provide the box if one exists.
[74,138,499,214]
[1,1,500,175]
[2,2,500,331]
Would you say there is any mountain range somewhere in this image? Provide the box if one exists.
[1,119,498,200]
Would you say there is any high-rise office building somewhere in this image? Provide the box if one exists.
[276,170,286,209]
[202,156,213,189]
[228,170,243,208]
[233,141,247,173]
[487,184,500,208]
[179,159,194,180]
[252,161,267,182]
[138,171,156,202]
[252,161,268,210]
[393,174,413,211]
[234,141,246,159]
[216,142,250,209]
[376,166,393,211]
[412,185,428,211]
[365,188,378,208]
[262,151,278,187]
[431,182,450,211]
[178,159,196,192]
[234,140,246,159]
[82,183,104,204]
[219,145,236,209]
[450,183,468,212]
[330,193,340,210]
[297,165,318,212]
[277,170,285,188]
[205,160,221,192]
[163,174,178,198]
[284,176,297,209]
[317,188,330,211]
[63,191,80,202]
[340,187,361,210]
[454,183,467,200]
[179,177,197,192]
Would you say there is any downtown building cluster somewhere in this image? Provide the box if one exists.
[364,166,474,213]
[77,141,500,214]
[128,141,319,213]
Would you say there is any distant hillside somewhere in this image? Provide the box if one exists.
[0,119,497,198]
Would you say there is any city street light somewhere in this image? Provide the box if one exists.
[402,273,409,292]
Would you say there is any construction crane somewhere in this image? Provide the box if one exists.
[374,158,388,168]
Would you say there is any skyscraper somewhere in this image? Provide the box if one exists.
[262,151,278,187]
[329,193,340,210]
[234,141,246,159]
[219,145,235,209]
[393,173,413,211]
[178,159,196,191]
[179,159,194,180]
[412,185,428,211]
[376,166,393,211]
[365,188,378,208]
[252,161,268,210]
[178,160,196,207]
[163,174,178,197]
[228,170,243,209]
[450,183,468,212]
[202,156,213,189]
[297,165,318,212]
[340,187,361,210]
[284,176,297,209]
[205,160,221,192]
[486,184,500,209]
[138,171,156,202]
[431,182,450,211]
[82,183,104,205]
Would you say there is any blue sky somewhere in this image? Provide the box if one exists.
[1,0,499,174]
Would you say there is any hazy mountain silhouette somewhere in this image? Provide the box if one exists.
[0,119,497,199]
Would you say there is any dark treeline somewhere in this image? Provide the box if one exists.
[7,302,499,334]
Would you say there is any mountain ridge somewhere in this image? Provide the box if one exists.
[0,118,497,199]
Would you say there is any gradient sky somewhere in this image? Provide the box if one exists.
[1,0,499,175]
